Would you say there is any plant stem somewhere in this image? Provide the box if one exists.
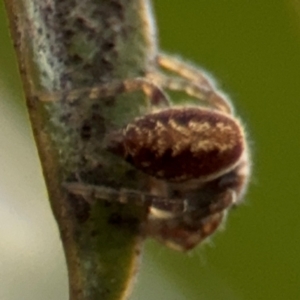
[3,0,157,299]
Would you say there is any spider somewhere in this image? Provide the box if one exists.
[58,54,250,251]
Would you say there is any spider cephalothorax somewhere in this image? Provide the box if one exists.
[64,54,251,251]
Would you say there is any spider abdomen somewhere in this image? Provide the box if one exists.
[107,107,245,182]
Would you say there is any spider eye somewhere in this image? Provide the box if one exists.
[107,107,245,182]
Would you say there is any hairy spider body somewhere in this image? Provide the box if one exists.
[62,54,251,251]
[106,107,249,251]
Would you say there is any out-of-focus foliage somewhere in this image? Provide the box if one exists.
[1,1,300,299]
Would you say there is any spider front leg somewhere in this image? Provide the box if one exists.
[37,77,170,109]
[149,53,233,114]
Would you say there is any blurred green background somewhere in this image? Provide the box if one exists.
[1,1,300,299]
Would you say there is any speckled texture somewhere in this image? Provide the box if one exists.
[22,0,158,181]
[4,0,156,299]
[26,0,156,90]
[108,107,245,182]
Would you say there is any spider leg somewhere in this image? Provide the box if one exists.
[64,182,235,218]
[64,182,236,251]
[147,189,236,251]
[146,211,225,251]
[158,53,214,88]
[64,182,185,215]
[155,53,233,113]
[65,178,237,216]
[37,77,170,109]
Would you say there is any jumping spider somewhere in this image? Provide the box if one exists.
[59,54,250,251]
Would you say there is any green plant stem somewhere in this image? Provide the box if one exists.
[3,0,157,299]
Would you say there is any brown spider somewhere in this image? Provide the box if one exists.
[61,54,250,251]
